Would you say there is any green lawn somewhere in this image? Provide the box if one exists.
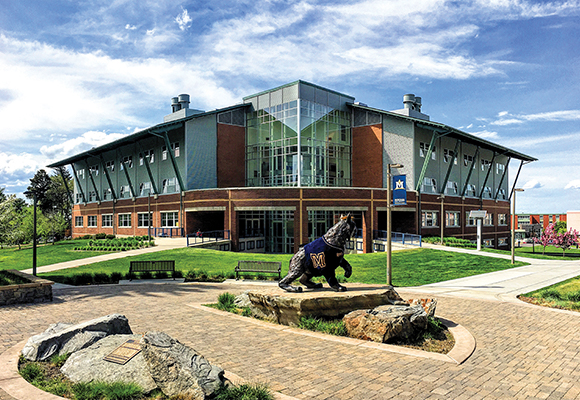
[521,276,580,311]
[483,245,580,260]
[0,240,118,271]
[40,247,528,287]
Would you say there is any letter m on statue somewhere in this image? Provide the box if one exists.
[310,252,326,269]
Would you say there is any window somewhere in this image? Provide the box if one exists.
[88,191,97,202]
[162,142,180,160]
[443,148,457,164]
[422,177,437,193]
[483,239,494,247]
[120,185,131,199]
[419,142,436,160]
[482,186,492,198]
[138,213,152,227]
[466,212,476,226]
[421,211,438,227]
[463,154,475,168]
[103,188,112,200]
[496,163,505,175]
[140,150,154,166]
[498,214,507,225]
[106,160,115,172]
[75,193,83,204]
[446,211,460,227]
[75,216,83,227]
[498,237,508,246]
[89,165,99,176]
[162,178,179,194]
[481,159,491,171]
[139,182,152,197]
[161,212,179,227]
[465,184,476,197]
[102,214,113,227]
[77,169,85,180]
[484,213,494,226]
[446,181,458,195]
[497,188,506,200]
[87,215,97,227]
[121,156,133,170]
[118,214,131,227]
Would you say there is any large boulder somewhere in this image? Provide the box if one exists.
[22,314,132,361]
[247,287,406,326]
[60,334,157,393]
[140,331,224,399]
[343,304,428,343]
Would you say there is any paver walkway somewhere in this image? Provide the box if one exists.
[2,244,580,399]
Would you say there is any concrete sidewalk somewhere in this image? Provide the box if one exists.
[405,243,580,302]
[21,237,187,275]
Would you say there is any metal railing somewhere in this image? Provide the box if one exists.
[187,230,230,246]
[373,230,422,247]
[152,227,184,238]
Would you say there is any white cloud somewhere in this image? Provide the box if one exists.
[468,130,499,139]
[522,179,542,189]
[125,24,137,30]
[175,8,192,31]
[498,111,508,116]
[0,152,44,177]
[565,180,580,190]
[40,131,129,161]
[491,109,580,125]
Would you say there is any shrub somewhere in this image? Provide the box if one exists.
[213,383,273,400]
[154,271,168,279]
[566,290,580,302]
[93,273,110,284]
[172,270,184,279]
[73,273,94,286]
[140,271,153,280]
[217,292,236,310]
[95,233,107,239]
[106,234,116,239]
[110,272,123,283]
[81,234,93,240]
[49,353,70,368]
[298,316,347,337]
[19,363,44,382]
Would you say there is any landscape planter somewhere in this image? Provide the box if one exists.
[0,270,54,306]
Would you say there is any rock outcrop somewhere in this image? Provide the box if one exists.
[22,314,132,361]
[343,304,428,343]
[140,331,224,399]
[60,334,157,393]
[247,287,406,326]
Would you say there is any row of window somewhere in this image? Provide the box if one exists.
[74,212,179,228]
[75,178,180,203]
[76,142,180,179]
[421,212,508,228]
[419,142,506,174]
[421,177,507,199]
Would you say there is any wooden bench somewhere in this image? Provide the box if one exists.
[235,261,282,280]
[129,260,175,280]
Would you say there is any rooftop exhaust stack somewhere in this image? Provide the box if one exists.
[171,97,180,113]
[178,94,190,110]
[164,93,204,123]
[391,93,429,120]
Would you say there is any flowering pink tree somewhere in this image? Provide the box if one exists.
[553,228,579,257]
[535,223,555,255]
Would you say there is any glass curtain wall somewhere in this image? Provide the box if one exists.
[245,81,353,187]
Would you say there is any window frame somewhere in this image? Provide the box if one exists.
[102,214,113,228]
[118,213,132,228]
[160,211,179,228]
[75,216,83,227]
[445,211,460,227]
[421,211,439,228]
[87,215,97,227]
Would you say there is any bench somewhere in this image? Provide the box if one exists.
[235,261,282,280]
[129,260,175,280]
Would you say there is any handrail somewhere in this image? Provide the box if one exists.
[373,230,422,247]
[152,227,184,238]
[187,230,231,246]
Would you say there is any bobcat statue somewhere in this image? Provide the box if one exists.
[279,214,357,292]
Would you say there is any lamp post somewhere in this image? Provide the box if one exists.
[437,196,444,245]
[511,188,524,264]
[387,163,403,286]
[23,191,38,276]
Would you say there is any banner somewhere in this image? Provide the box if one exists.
[392,175,407,206]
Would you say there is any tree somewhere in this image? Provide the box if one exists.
[554,221,567,234]
[0,186,6,202]
[0,194,27,249]
[553,228,579,257]
[535,223,555,255]
[26,169,52,214]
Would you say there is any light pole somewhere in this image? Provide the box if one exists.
[437,196,444,245]
[511,188,524,264]
[387,163,403,286]
[23,191,38,276]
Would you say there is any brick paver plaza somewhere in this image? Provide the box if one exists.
[1,279,579,400]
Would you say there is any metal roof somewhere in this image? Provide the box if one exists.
[349,103,537,162]
[47,103,250,168]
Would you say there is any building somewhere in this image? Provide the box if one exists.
[47,80,536,253]
[516,213,567,238]
[567,211,580,233]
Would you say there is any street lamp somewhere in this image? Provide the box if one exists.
[511,188,524,264]
[23,190,38,276]
[387,163,404,286]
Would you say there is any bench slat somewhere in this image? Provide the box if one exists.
[235,261,281,280]
[129,260,175,280]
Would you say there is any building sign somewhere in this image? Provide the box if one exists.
[392,175,407,206]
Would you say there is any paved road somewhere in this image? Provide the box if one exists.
[2,244,579,399]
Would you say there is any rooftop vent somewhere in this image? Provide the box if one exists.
[170,94,190,113]
[403,94,422,112]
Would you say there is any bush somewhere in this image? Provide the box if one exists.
[73,273,94,286]
[214,383,273,400]
[95,233,107,239]
[140,271,153,280]
[19,363,44,382]
[81,235,93,240]
[172,270,184,279]
[298,316,347,337]
[110,272,123,283]
[93,273,110,284]
[106,234,116,239]
[217,292,236,310]
[154,271,168,279]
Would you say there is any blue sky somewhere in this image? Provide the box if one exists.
[1,0,579,213]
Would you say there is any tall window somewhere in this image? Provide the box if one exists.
[421,211,438,227]
[140,150,154,166]
[105,160,115,172]
[77,169,85,179]
[75,216,83,227]
[422,177,437,193]
[420,142,436,160]
[446,181,458,195]
[161,212,179,227]
[446,211,460,227]
[118,214,131,227]
[465,184,476,197]
[162,178,179,194]
[138,213,151,227]
[162,142,180,160]
[484,213,494,226]
[75,193,83,204]
[443,148,457,164]
[103,188,112,200]
[89,165,99,176]
[498,214,507,225]
[121,156,133,170]
[463,154,475,168]
[88,191,97,201]
[87,216,97,227]
[466,212,476,226]
[497,188,506,200]
[481,159,491,171]
[482,186,492,198]
[120,185,131,198]
[102,214,113,227]
[139,182,152,197]
[496,163,505,175]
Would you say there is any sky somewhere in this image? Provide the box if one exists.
[1,0,579,214]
